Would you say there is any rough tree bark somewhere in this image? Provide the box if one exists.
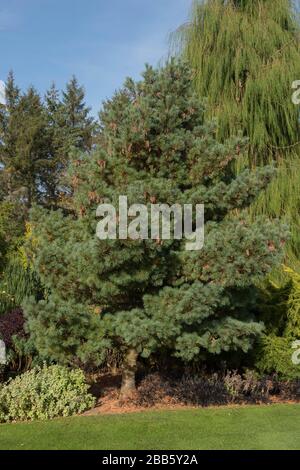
[120,348,138,399]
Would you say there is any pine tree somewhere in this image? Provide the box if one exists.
[61,76,96,152]
[3,86,53,207]
[1,74,97,208]
[172,0,300,272]
[4,70,20,111]
[0,71,21,199]
[44,78,97,205]
[24,61,287,397]
[44,82,69,204]
[0,75,96,316]
[0,74,38,314]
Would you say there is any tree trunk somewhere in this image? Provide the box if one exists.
[120,348,138,399]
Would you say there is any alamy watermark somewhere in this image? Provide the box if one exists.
[96,196,204,251]
[292,340,300,366]
[292,80,300,105]
[289,82,300,368]
[0,340,6,366]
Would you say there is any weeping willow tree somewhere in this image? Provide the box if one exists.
[172,0,300,275]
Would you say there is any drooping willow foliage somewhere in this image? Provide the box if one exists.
[172,0,300,274]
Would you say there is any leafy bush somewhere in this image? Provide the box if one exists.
[0,364,95,422]
[256,335,300,380]
[254,268,300,380]
[224,370,272,402]
[131,373,174,407]
[275,377,300,399]
[133,371,296,407]
[0,308,40,372]
[172,375,228,406]
[134,373,230,407]
[0,308,25,347]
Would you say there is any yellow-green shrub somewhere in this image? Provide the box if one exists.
[0,364,95,422]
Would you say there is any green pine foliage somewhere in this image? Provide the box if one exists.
[24,61,287,394]
[172,0,300,271]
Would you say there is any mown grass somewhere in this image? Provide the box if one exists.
[0,404,299,450]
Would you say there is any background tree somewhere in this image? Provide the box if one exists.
[0,71,21,200]
[172,0,300,273]
[0,73,96,317]
[24,61,287,397]
[44,77,97,206]
[1,73,97,210]
[0,85,52,208]
[61,76,96,153]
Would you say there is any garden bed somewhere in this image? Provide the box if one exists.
[85,371,300,416]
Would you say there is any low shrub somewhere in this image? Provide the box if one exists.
[269,375,300,399]
[224,370,272,403]
[0,308,37,372]
[134,373,228,407]
[0,364,95,422]
[254,268,300,381]
[256,335,300,380]
[0,308,25,347]
[133,373,174,407]
[133,371,299,407]
[172,374,228,406]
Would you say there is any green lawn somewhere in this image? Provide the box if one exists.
[0,404,299,450]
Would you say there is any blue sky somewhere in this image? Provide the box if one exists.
[0,0,190,115]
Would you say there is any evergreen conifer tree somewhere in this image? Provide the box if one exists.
[61,76,96,152]
[24,62,287,397]
[44,78,97,204]
[0,71,21,200]
[5,87,52,207]
[44,82,69,204]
